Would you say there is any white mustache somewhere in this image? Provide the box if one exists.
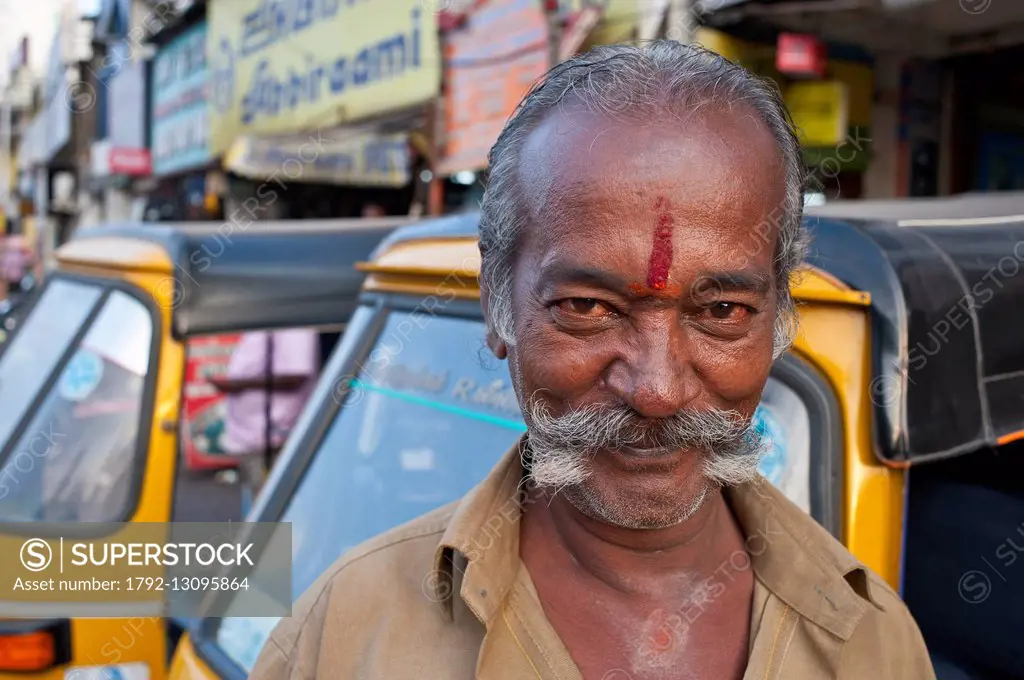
[524,398,766,490]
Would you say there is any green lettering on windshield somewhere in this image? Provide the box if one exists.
[349,379,527,432]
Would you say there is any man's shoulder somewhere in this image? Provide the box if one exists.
[264,502,458,659]
[841,567,935,678]
[745,483,937,675]
[747,480,932,674]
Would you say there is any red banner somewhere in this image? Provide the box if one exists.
[776,33,827,80]
[181,334,241,471]
[109,148,152,176]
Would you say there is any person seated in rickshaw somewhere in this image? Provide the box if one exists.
[209,329,320,506]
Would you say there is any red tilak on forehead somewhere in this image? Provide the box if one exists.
[646,197,675,290]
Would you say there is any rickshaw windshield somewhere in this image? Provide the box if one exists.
[0,279,104,444]
[0,277,156,522]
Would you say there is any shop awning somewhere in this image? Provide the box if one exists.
[223,126,411,188]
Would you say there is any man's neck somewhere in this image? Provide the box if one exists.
[522,487,745,599]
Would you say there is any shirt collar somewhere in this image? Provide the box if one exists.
[433,438,885,638]
[432,436,531,624]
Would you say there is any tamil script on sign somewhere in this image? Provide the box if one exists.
[207,0,441,154]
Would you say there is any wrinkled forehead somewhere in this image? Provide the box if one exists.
[515,106,787,246]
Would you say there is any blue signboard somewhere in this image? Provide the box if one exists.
[152,21,210,176]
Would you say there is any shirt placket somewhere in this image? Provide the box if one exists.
[476,579,584,680]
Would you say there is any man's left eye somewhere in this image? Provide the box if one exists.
[554,298,614,317]
[704,302,753,321]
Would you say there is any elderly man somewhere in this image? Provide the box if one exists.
[250,42,934,680]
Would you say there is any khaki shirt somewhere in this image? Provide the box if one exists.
[250,442,936,679]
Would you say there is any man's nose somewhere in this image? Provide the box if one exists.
[604,328,698,419]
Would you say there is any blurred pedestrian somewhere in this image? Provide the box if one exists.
[209,329,320,511]
[0,235,33,298]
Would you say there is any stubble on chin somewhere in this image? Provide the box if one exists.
[535,462,717,531]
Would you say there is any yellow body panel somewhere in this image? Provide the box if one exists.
[167,238,903,680]
[55,238,175,275]
[358,236,481,300]
[790,299,903,588]
[0,262,184,680]
[358,236,872,307]
[168,636,219,680]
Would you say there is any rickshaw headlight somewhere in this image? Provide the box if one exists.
[0,629,57,671]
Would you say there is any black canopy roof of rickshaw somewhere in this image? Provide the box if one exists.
[805,194,1024,465]
[382,201,1024,465]
[806,191,1024,223]
[66,218,414,338]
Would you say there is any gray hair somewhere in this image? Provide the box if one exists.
[479,40,809,357]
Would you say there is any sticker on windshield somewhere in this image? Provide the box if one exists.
[754,405,788,486]
[64,661,150,680]
[59,349,105,402]
[400,447,435,471]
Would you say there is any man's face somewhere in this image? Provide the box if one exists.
[500,106,786,528]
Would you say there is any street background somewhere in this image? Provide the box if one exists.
[0,0,1021,542]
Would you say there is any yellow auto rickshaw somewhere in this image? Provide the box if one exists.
[171,198,1024,680]
[0,217,411,680]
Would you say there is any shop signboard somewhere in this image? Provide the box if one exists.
[109,148,152,175]
[438,0,549,174]
[206,0,441,156]
[777,33,827,80]
[181,333,241,471]
[785,80,849,148]
[153,21,211,176]
[99,40,151,178]
[224,128,410,186]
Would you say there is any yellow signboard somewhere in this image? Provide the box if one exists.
[206,0,441,156]
[827,60,873,127]
[785,81,850,148]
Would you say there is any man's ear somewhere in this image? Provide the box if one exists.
[479,281,508,360]
[487,330,508,360]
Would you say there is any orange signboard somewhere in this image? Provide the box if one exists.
[439,0,550,174]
